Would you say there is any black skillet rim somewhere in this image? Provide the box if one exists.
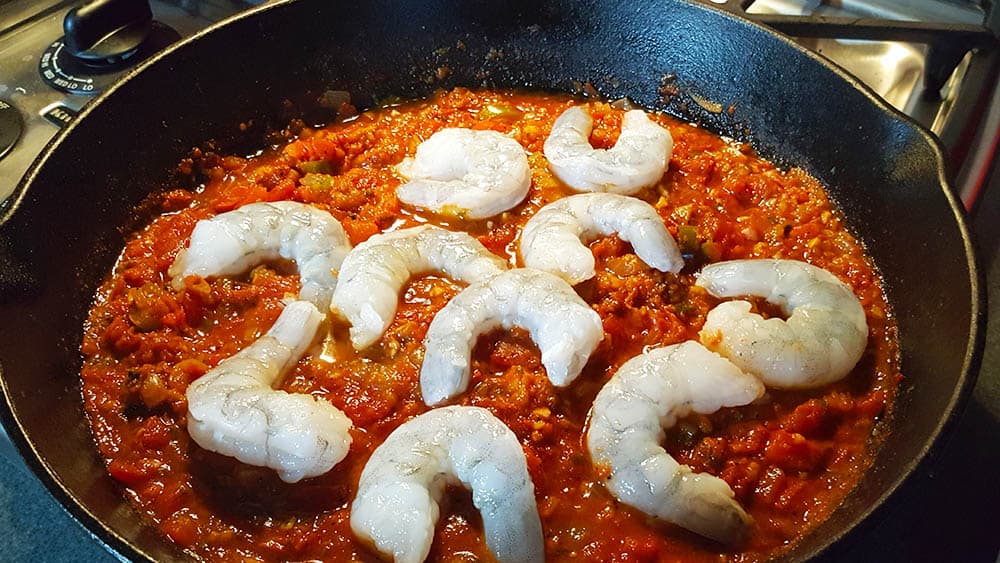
[0,0,986,560]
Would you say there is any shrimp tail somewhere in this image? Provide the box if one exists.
[186,300,353,483]
[587,341,763,544]
[351,406,543,563]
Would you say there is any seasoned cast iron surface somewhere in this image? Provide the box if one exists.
[0,0,982,561]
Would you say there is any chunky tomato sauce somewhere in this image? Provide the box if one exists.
[80,89,900,562]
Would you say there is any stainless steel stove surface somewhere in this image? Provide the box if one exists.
[0,0,998,561]
[0,0,251,202]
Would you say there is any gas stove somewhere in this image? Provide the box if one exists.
[734,0,1000,210]
[0,0,253,202]
[0,0,998,561]
[2,1,997,206]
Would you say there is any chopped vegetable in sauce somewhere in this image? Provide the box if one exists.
[80,88,900,562]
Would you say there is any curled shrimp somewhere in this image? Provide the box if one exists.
[186,300,353,483]
[587,341,764,544]
[519,193,683,284]
[543,106,672,194]
[168,201,352,310]
[332,225,508,350]
[395,128,531,219]
[420,268,603,406]
[351,406,543,563]
[695,259,868,389]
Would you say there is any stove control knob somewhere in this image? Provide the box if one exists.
[0,99,23,161]
[63,0,153,65]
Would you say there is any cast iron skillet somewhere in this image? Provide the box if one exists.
[0,0,985,560]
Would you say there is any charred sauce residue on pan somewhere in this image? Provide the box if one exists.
[79,88,900,561]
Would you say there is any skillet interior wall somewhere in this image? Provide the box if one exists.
[0,0,979,560]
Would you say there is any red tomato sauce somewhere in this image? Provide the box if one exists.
[80,88,900,561]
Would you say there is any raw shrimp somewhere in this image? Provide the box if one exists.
[168,201,352,310]
[420,268,603,406]
[543,106,672,194]
[519,192,683,284]
[695,259,868,389]
[587,341,764,544]
[395,128,531,219]
[186,300,353,483]
[351,406,543,563]
[332,225,508,349]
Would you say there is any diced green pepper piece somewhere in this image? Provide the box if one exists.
[298,160,334,174]
[701,241,722,262]
[678,225,699,253]
[300,173,337,191]
[478,103,523,120]
[674,299,694,317]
